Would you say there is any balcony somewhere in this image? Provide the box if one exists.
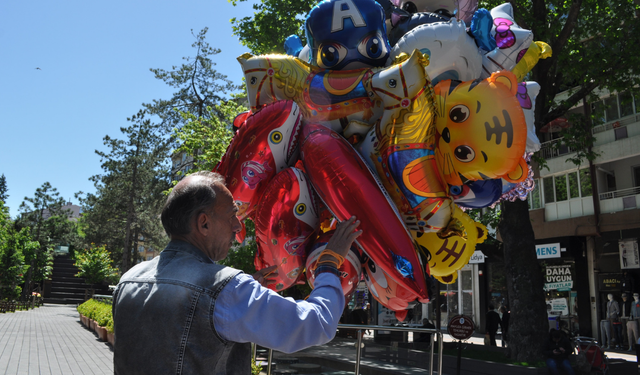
[599,186,640,213]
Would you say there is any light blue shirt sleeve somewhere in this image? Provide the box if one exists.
[214,272,345,353]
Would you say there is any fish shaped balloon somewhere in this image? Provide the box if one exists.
[253,167,320,292]
[300,123,429,303]
[216,100,302,221]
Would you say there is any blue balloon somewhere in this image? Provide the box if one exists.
[284,35,304,57]
[452,179,503,209]
[392,252,414,280]
[469,8,497,51]
[305,0,391,70]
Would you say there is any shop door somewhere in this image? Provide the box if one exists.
[440,265,477,327]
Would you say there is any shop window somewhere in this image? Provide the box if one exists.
[554,175,568,201]
[579,169,592,197]
[604,95,619,122]
[543,177,555,203]
[619,91,635,117]
[528,181,542,209]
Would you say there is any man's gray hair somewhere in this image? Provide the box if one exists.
[161,171,226,238]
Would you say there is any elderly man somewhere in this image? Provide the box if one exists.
[113,171,361,374]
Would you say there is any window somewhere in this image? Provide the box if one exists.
[632,166,640,187]
[138,246,144,253]
[614,126,628,140]
[528,182,542,209]
[604,95,619,121]
[619,91,634,117]
[579,169,592,197]
[568,172,579,199]
[555,175,568,201]
[535,169,592,208]
[544,177,555,203]
[606,173,617,192]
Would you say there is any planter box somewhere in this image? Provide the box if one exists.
[90,319,96,330]
[95,325,108,341]
[107,332,115,346]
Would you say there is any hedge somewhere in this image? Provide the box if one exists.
[77,299,113,333]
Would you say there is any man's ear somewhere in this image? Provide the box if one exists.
[195,212,210,235]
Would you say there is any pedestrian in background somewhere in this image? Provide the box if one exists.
[500,306,510,347]
[485,304,501,346]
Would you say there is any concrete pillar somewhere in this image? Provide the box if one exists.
[587,236,598,338]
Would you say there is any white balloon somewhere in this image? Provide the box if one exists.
[388,19,483,84]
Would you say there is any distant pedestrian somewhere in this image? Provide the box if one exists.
[500,306,510,347]
[544,329,575,375]
[485,304,501,346]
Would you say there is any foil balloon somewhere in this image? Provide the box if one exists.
[216,100,302,221]
[517,81,542,153]
[284,35,305,57]
[433,70,529,186]
[254,167,320,292]
[391,0,458,16]
[300,123,429,302]
[414,206,487,283]
[388,19,483,84]
[386,12,450,48]
[362,257,414,321]
[480,3,533,78]
[450,179,503,209]
[511,41,552,82]
[305,231,362,301]
[238,53,383,138]
[365,50,453,234]
[305,0,391,70]
[469,8,497,52]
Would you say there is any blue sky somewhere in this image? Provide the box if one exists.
[0,0,259,218]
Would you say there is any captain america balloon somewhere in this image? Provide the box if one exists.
[306,0,392,70]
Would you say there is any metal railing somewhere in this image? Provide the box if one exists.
[254,324,444,375]
[538,138,575,160]
[599,186,640,200]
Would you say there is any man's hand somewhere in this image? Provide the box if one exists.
[253,265,278,287]
[322,216,362,262]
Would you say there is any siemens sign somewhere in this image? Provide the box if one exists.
[536,243,561,259]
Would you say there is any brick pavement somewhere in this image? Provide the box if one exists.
[0,304,113,375]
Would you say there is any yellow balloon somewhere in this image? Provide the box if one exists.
[511,41,552,82]
[415,206,487,281]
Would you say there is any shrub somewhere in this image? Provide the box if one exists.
[74,244,118,285]
[77,299,114,333]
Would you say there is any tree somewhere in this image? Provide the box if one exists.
[230,0,316,55]
[0,174,8,203]
[17,182,76,296]
[80,110,171,273]
[482,0,640,362]
[74,244,118,285]
[0,201,36,300]
[143,28,241,134]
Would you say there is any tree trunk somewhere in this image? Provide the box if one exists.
[498,199,548,362]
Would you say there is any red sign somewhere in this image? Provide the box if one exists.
[447,315,475,340]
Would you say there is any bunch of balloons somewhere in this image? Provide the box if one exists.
[216,0,551,320]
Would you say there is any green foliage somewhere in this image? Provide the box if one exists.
[0,174,8,203]
[0,201,36,300]
[173,99,243,174]
[80,110,171,272]
[16,182,78,295]
[143,28,241,134]
[230,0,316,55]
[77,299,114,333]
[219,219,258,276]
[74,244,119,285]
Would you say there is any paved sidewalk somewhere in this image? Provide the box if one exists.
[0,304,113,375]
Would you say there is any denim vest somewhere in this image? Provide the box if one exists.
[113,240,250,375]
